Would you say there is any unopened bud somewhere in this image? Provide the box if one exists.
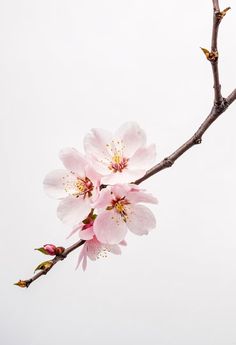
[35,244,65,256]
[200,48,218,62]
[34,260,53,273]
[14,280,27,288]
[217,7,231,19]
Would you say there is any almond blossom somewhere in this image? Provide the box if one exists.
[43,147,100,224]
[93,184,158,244]
[84,122,156,184]
[68,212,127,271]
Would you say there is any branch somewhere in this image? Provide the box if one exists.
[15,1,236,288]
[15,240,85,288]
[134,91,235,185]
[136,0,234,185]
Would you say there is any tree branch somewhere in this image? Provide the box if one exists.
[16,0,236,288]
[134,93,234,185]
[211,0,224,104]
[19,240,85,288]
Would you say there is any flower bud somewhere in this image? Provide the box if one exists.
[35,244,65,256]
[200,47,218,62]
[14,280,27,288]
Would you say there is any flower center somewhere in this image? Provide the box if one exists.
[109,154,129,173]
[107,197,130,222]
[64,176,94,198]
[75,177,93,198]
[96,247,110,259]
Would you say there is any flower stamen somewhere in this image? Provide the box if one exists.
[63,175,94,198]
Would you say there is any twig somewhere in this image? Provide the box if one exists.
[16,0,236,287]
[20,240,85,288]
[134,91,235,185]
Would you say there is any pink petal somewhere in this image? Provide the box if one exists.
[127,189,158,204]
[76,247,85,269]
[115,122,146,157]
[79,227,94,240]
[101,169,146,185]
[127,204,156,235]
[59,148,87,175]
[57,196,91,224]
[43,169,68,199]
[107,244,122,255]
[86,239,101,260]
[93,210,128,244]
[84,164,101,186]
[84,128,113,162]
[119,240,127,246]
[67,223,83,239]
[129,144,156,169]
[93,187,113,209]
[76,246,87,271]
[82,255,87,271]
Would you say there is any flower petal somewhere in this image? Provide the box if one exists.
[84,128,113,161]
[93,210,128,244]
[93,187,113,209]
[43,169,68,199]
[129,144,156,169]
[57,196,91,224]
[79,227,94,240]
[115,122,146,157]
[101,169,146,185]
[107,244,122,255]
[67,223,83,239]
[127,204,156,235]
[127,189,158,204]
[119,240,127,246]
[59,148,87,175]
[76,246,87,271]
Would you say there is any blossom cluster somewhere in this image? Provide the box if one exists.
[43,122,158,270]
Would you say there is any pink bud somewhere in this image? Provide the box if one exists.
[44,244,58,255]
[35,244,65,256]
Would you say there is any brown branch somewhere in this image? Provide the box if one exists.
[16,0,236,288]
[135,0,234,185]
[134,92,235,185]
[211,0,223,104]
[19,240,85,288]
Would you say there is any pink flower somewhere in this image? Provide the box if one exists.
[43,147,100,224]
[77,237,127,271]
[93,184,158,244]
[84,122,156,184]
[67,212,127,270]
[67,212,96,240]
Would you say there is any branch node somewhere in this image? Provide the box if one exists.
[195,138,202,145]
[216,7,231,20]
[214,98,229,115]
[163,158,173,167]
[200,48,218,62]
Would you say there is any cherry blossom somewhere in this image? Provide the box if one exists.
[43,147,100,224]
[93,184,158,244]
[84,122,156,184]
[77,237,127,271]
[67,212,127,271]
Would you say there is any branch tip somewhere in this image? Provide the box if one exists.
[216,7,231,19]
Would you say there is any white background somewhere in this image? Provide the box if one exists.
[1,1,236,344]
